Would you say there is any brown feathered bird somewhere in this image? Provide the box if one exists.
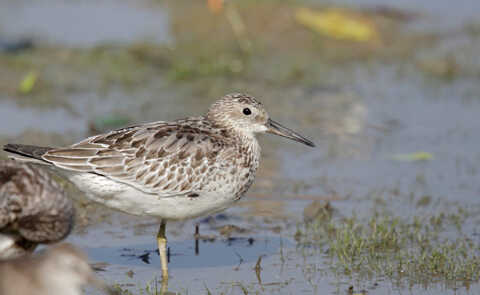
[0,160,74,259]
[3,93,314,279]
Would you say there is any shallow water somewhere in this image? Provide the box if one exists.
[0,0,170,47]
[288,65,480,204]
[1,0,480,294]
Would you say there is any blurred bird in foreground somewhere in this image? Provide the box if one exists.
[0,243,116,295]
[0,160,74,259]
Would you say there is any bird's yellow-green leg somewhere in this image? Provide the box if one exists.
[157,220,168,281]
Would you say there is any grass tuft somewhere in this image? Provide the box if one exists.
[297,206,480,287]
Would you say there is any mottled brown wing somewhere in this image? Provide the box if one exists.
[0,161,39,230]
[42,120,231,197]
[0,161,73,242]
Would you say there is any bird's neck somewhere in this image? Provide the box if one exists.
[206,118,262,172]
[236,130,262,173]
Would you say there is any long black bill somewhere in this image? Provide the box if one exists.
[266,119,315,147]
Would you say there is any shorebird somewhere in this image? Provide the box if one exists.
[0,160,74,259]
[3,93,314,280]
[0,243,116,295]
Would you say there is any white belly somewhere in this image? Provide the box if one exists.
[0,235,29,259]
[67,173,238,220]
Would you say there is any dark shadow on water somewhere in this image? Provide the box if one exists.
[85,236,287,269]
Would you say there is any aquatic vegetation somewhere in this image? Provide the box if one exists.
[296,206,480,288]
[295,7,379,42]
[392,152,434,162]
[18,70,38,94]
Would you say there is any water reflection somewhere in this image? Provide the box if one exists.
[85,236,285,269]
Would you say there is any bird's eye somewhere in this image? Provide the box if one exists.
[243,108,252,115]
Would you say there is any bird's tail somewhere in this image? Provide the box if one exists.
[3,144,53,163]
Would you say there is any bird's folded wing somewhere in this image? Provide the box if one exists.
[42,121,228,197]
